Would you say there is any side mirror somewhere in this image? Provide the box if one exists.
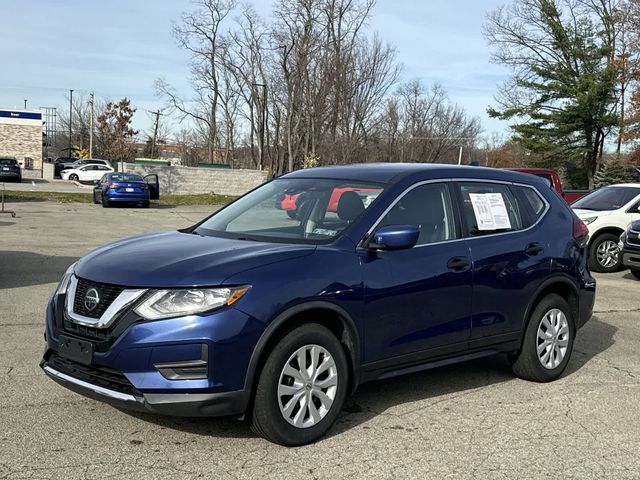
[369,224,420,250]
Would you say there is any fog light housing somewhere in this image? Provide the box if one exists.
[153,344,208,380]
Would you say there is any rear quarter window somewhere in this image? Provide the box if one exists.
[514,185,548,228]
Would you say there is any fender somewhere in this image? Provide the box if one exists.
[518,274,580,345]
[242,301,362,394]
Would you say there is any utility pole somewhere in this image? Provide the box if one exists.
[68,90,73,159]
[150,109,164,159]
[253,83,267,171]
[89,92,94,158]
[23,99,27,109]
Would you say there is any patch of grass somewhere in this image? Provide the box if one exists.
[3,190,92,203]
[2,190,237,206]
[158,192,237,206]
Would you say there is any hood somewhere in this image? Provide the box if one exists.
[573,209,613,218]
[74,231,315,287]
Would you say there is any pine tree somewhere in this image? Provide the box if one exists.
[593,159,630,188]
[485,0,619,188]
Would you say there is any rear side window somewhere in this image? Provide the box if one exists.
[377,183,457,245]
[514,185,547,228]
[457,182,523,236]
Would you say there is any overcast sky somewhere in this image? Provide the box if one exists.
[0,0,510,139]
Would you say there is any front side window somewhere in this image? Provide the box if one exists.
[572,186,640,211]
[195,178,385,244]
[458,182,523,236]
[376,183,457,245]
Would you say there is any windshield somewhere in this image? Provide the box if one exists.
[111,173,143,182]
[572,186,640,211]
[0,158,17,166]
[194,178,385,244]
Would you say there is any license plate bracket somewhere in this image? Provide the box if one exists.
[58,335,93,365]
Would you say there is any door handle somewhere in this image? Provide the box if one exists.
[525,243,544,256]
[447,257,470,272]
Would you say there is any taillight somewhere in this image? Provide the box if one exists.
[572,216,589,241]
[107,183,118,189]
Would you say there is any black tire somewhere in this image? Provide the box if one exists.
[69,174,79,181]
[630,268,640,280]
[142,201,150,208]
[251,324,349,446]
[511,294,575,382]
[93,192,99,204]
[588,233,623,273]
[101,195,110,208]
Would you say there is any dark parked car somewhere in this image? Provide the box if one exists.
[93,172,159,208]
[0,157,22,183]
[620,220,640,279]
[41,164,596,446]
[54,157,76,178]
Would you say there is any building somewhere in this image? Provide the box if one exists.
[0,109,43,178]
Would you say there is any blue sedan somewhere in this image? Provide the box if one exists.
[93,172,159,208]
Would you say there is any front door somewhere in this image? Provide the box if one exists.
[362,182,473,363]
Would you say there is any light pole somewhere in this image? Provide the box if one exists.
[68,90,74,159]
[23,99,27,109]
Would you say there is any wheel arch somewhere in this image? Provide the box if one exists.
[588,227,625,247]
[518,276,580,347]
[243,301,361,400]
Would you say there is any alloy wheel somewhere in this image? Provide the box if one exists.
[536,308,570,370]
[596,240,620,268]
[277,344,338,428]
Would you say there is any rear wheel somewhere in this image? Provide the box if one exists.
[630,268,640,280]
[142,201,150,208]
[252,324,348,446]
[589,233,623,273]
[511,294,575,383]
[101,195,110,208]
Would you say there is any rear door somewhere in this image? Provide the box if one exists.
[454,181,551,341]
[362,182,473,363]
[144,174,159,199]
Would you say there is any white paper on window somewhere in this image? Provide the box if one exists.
[469,193,512,231]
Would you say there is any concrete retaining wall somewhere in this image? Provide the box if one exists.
[122,164,269,196]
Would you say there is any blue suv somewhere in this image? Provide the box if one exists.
[41,164,596,446]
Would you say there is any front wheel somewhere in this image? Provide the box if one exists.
[252,324,349,446]
[511,294,575,383]
[630,268,640,280]
[69,174,79,181]
[589,233,623,273]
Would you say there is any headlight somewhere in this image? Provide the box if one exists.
[54,262,76,296]
[134,286,250,320]
[582,216,598,225]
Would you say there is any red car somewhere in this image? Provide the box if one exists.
[509,168,589,203]
[279,186,381,217]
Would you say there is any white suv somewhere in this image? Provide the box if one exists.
[572,184,640,272]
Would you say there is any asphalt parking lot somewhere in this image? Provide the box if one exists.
[1,200,640,479]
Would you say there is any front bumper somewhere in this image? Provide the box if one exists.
[622,250,640,269]
[41,362,249,416]
[0,171,20,179]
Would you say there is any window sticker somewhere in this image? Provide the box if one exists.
[469,193,512,230]
[312,228,337,236]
